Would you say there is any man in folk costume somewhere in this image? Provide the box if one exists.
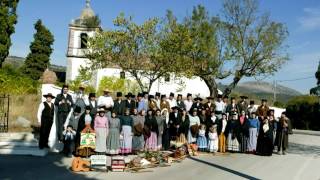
[226,97,240,120]
[154,92,161,109]
[97,89,114,118]
[113,92,125,116]
[63,106,82,154]
[276,112,292,155]
[191,97,204,115]
[256,99,270,119]
[123,92,136,114]
[73,84,89,113]
[204,96,215,114]
[167,92,177,110]
[169,106,181,140]
[142,92,149,112]
[238,96,249,115]
[37,93,55,149]
[184,93,193,112]
[148,95,158,111]
[137,93,145,112]
[160,95,170,111]
[176,94,185,110]
[88,93,97,116]
[55,85,74,142]
[214,94,225,120]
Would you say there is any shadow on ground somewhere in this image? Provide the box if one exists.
[288,142,320,156]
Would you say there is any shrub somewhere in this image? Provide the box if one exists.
[98,76,140,96]
[286,95,320,130]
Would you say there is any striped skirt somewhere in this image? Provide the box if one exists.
[145,132,158,151]
[120,125,132,154]
[227,133,239,152]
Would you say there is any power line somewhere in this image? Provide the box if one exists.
[277,76,314,82]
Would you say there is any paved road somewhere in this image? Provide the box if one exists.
[1,134,320,180]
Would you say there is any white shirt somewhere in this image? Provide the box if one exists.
[188,115,200,127]
[97,95,114,108]
[168,98,177,108]
[215,101,225,112]
[37,102,53,123]
[90,100,96,108]
[221,119,227,133]
[184,100,193,112]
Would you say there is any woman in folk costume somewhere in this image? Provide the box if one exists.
[119,108,134,154]
[226,113,241,152]
[276,112,292,155]
[161,108,171,150]
[144,110,158,151]
[188,108,201,144]
[132,109,145,153]
[199,109,208,125]
[75,106,94,151]
[155,109,165,150]
[247,112,260,153]
[88,93,98,117]
[208,125,219,153]
[37,93,55,149]
[238,110,250,153]
[197,124,208,152]
[218,113,228,153]
[256,116,274,156]
[177,108,190,144]
[94,108,109,154]
[160,95,170,111]
[106,111,121,155]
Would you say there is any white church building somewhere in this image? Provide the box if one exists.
[66,0,216,97]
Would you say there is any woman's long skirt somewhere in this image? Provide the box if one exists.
[188,129,197,144]
[120,125,132,154]
[145,132,158,151]
[256,135,273,156]
[248,128,258,152]
[197,136,207,152]
[157,133,163,150]
[162,128,170,150]
[95,127,107,153]
[227,133,239,152]
[106,128,120,155]
[132,135,145,151]
[208,139,219,153]
[239,133,248,153]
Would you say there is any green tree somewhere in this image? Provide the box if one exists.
[87,13,176,92]
[0,0,19,68]
[23,20,54,80]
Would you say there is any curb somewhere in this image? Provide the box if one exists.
[292,129,320,136]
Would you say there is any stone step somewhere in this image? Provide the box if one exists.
[0,147,48,157]
[0,141,39,148]
[0,133,35,141]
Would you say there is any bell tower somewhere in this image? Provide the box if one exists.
[66,0,100,82]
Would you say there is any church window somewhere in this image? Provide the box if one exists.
[120,71,125,79]
[80,33,88,49]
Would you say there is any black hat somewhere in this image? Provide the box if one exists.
[240,96,248,99]
[143,91,148,96]
[43,93,55,99]
[116,92,122,97]
[169,92,174,97]
[231,97,236,100]
[74,106,81,113]
[177,94,182,97]
[131,95,136,98]
[137,93,143,98]
[62,84,69,89]
[262,99,268,102]
[171,106,178,110]
[85,106,91,110]
[207,96,214,100]
[223,95,229,99]
[222,113,227,116]
[125,92,133,98]
[149,95,155,99]
[250,100,255,105]
[187,93,192,97]
[155,92,161,97]
[161,95,166,99]
[194,97,203,101]
[89,93,96,98]
[217,94,223,98]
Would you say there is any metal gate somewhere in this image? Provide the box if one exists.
[0,95,9,132]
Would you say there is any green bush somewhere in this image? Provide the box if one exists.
[286,95,320,130]
[0,65,39,95]
[98,76,140,96]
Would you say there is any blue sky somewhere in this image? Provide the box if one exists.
[9,0,320,94]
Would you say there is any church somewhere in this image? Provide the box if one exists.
[65,0,216,97]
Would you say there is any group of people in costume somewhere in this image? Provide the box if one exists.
[37,84,292,157]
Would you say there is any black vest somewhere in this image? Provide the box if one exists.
[41,102,54,121]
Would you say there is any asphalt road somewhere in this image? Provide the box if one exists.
[1,133,319,180]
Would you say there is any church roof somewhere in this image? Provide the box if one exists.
[79,0,95,19]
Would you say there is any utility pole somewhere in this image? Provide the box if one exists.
[273,80,277,103]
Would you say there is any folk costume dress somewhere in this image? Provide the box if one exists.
[106,117,121,155]
[178,115,190,144]
[208,132,219,153]
[120,115,134,154]
[226,119,240,152]
[197,129,208,152]
[132,115,145,152]
[188,115,200,143]
[155,115,166,150]
[238,115,249,153]
[275,117,292,153]
[247,117,260,152]
[256,120,274,156]
[144,115,159,151]
[94,115,108,153]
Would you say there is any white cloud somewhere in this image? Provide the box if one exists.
[298,7,320,31]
